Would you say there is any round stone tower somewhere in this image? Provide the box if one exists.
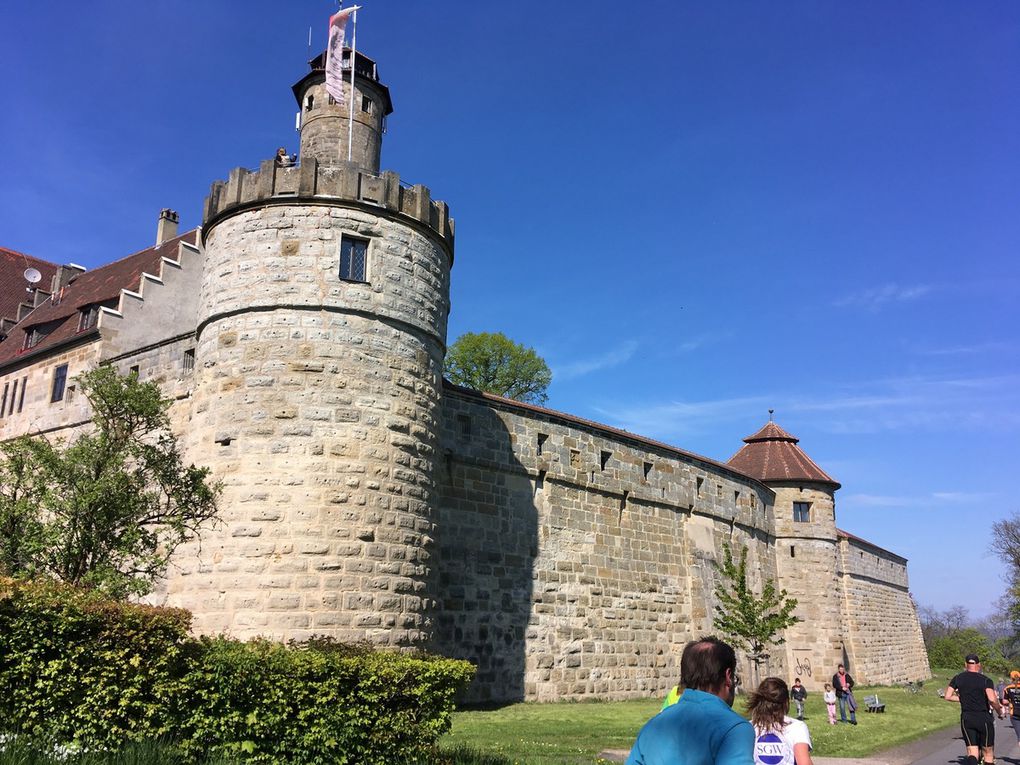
[293,49,392,170]
[170,49,454,648]
[728,420,844,688]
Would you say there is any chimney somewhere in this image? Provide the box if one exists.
[156,209,180,245]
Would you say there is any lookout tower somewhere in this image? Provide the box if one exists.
[728,420,844,688]
[172,47,454,648]
[293,49,393,171]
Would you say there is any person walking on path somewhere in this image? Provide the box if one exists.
[626,637,754,765]
[747,677,813,765]
[999,669,1020,749]
[822,683,837,725]
[831,665,857,725]
[944,653,1004,765]
[790,679,807,720]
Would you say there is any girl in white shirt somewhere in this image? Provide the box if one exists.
[747,677,814,765]
[823,684,838,725]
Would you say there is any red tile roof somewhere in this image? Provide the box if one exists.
[727,420,840,488]
[0,247,59,328]
[0,231,198,368]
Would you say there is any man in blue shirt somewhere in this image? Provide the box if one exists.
[627,637,754,765]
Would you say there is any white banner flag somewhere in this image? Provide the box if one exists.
[325,7,358,105]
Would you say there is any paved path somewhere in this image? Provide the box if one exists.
[601,717,1020,765]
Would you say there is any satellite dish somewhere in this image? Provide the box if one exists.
[24,268,42,284]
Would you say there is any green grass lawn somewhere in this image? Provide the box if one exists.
[439,670,960,764]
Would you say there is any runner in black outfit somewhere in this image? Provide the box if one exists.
[945,654,1004,765]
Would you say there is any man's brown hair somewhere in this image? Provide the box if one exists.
[680,636,736,692]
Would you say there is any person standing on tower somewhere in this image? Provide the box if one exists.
[944,654,1004,765]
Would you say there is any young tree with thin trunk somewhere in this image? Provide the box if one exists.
[0,366,220,598]
[713,543,800,687]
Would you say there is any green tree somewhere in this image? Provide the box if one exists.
[712,543,800,686]
[991,512,1020,628]
[0,366,220,598]
[444,331,552,405]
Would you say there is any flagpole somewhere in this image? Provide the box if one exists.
[347,8,357,162]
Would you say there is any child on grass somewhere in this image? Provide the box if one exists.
[823,683,837,725]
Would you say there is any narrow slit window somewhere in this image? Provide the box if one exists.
[51,363,68,403]
[305,95,314,111]
[339,235,369,282]
[643,461,653,479]
[0,382,7,417]
[696,476,704,495]
[600,450,612,471]
[17,376,26,412]
[7,380,17,416]
[790,545,796,558]
[537,432,548,455]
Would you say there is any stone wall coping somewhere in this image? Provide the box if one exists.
[443,381,773,495]
[838,528,907,563]
[202,159,454,256]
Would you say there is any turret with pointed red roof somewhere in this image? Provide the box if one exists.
[728,415,845,689]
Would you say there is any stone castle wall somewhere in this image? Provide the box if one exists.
[839,535,930,685]
[433,385,780,703]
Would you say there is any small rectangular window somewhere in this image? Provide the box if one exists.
[339,235,369,282]
[793,502,811,522]
[643,461,653,479]
[129,365,140,377]
[51,364,68,402]
[17,376,26,412]
[600,450,612,471]
[361,95,373,113]
[183,348,196,374]
[66,384,76,403]
[457,413,471,437]
[537,432,548,455]
[79,306,100,331]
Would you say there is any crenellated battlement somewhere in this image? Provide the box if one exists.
[202,158,455,249]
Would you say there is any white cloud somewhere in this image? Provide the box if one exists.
[841,491,999,509]
[591,372,1020,442]
[834,282,932,311]
[553,341,639,381]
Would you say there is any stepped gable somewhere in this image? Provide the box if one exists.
[727,420,841,488]
[0,231,197,366]
[0,247,58,327]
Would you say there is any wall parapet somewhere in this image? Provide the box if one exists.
[202,159,455,250]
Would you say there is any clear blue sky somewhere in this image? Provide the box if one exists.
[2,2,1017,620]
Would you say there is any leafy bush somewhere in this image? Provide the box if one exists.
[0,578,475,763]
[0,578,191,748]
[175,637,474,764]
